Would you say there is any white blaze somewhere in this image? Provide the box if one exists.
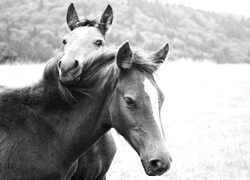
[75,27,90,39]
[143,78,165,141]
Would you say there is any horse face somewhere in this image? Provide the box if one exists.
[109,42,172,176]
[58,27,105,84]
[58,3,113,84]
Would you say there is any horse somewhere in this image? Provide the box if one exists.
[61,3,116,180]
[0,3,116,180]
[0,41,171,179]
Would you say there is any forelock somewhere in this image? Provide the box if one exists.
[75,13,101,29]
[132,48,158,75]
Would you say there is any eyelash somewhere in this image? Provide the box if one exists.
[124,97,135,107]
[94,40,104,47]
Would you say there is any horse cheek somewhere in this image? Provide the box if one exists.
[109,94,125,133]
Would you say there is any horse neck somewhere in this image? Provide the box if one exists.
[0,56,111,165]
[33,62,108,162]
[42,57,70,109]
[62,94,111,161]
[11,55,114,162]
[27,64,104,162]
[65,65,118,159]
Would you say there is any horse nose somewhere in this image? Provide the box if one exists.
[149,159,162,171]
[58,60,62,69]
[58,59,79,69]
[57,59,82,84]
[58,60,80,73]
[149,155,172,173]
[73,60,79,68]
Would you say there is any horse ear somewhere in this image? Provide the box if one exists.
[99,4,113,36]
[153,43,169,66]
[116,41,133,70]
[66,3,79,31]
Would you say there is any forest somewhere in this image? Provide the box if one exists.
[0,0,250,64]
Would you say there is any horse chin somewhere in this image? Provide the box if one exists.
[141,159,171,176]
[60,75,81,85]
[59,66,82,85]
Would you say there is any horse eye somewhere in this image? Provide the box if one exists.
[62,39,67,45]
[124,97,135,107]
[94,40,104,47]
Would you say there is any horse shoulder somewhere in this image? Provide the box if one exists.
[0,89,71,179]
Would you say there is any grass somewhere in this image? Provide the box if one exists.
[0,60,250,179]
[0,63,45,88]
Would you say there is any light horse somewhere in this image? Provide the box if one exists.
[0,3,116,180]
[0,41,171,179]
[58,3,113,84]
[60,3,116,180]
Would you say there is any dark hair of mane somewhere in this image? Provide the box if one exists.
[58,45,160,105]
[42,53,76,107]
[74,13,108,36]
[75,19,98,29]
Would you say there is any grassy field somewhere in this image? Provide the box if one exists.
[0,60,250,179]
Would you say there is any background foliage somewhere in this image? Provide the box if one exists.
[0,0,250,64]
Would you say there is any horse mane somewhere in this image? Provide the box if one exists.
[58,45,160,105]
[75,14,102,30]
[42,52,78,106]
[75,13,109,37]
[75,19,98,28]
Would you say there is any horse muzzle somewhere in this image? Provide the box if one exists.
[58,60,83,85]
[141,149,172,176]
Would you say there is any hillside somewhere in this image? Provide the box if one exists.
[0,0,250,63]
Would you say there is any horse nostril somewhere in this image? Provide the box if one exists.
[170,155,173,162]
[74,60,79,69]
[58,60,62,68]
[149,159,162,171]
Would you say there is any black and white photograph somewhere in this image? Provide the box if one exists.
[0,0,249,179]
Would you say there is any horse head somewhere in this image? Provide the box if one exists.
[58,3,113,85]
[108,41,172,176]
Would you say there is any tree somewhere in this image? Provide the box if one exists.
[0,42,17,64]
[38,0,44,11]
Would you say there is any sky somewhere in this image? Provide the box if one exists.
[157,0,250,17]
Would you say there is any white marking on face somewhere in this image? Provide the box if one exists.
[75,27,90,39]
[73,53,84,65]
[143,78,165,141]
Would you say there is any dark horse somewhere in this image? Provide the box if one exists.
[0,3,116,180]
[61,4,116,180]
[0,41,171,179]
